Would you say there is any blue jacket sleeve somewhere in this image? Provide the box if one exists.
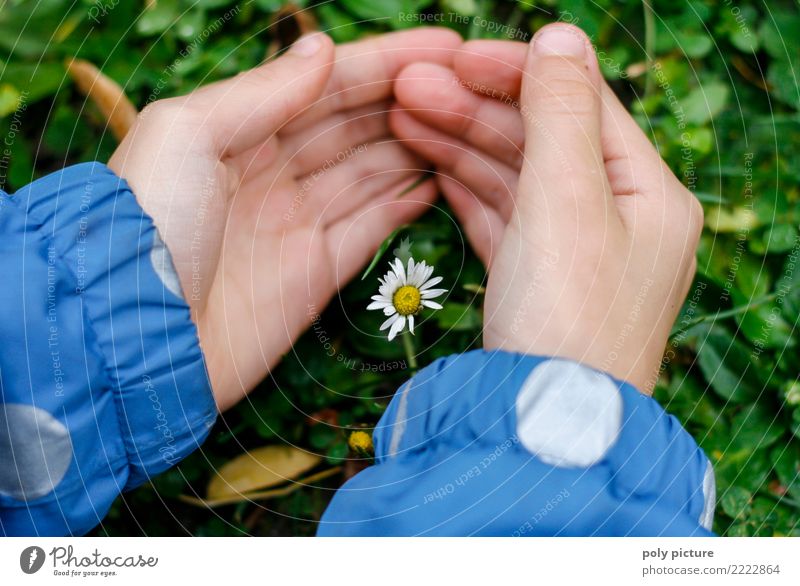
[318,350,715,536]
[0,163,217,536]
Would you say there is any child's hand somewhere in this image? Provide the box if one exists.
[109,29,461,410]
[390,24,703,393]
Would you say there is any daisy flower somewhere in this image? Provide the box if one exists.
[367,257,447,341]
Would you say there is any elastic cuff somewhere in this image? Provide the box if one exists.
[17,162,217,488]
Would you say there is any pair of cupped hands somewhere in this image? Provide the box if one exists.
[108,24,703,411]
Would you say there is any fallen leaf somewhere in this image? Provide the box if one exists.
[207,445,321,501]
[182,467,340,508]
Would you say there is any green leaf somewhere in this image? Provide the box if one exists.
[726,522,751,536]
[682,82,730,125]
[675,31,713,59]
[717,5,759,53]
[1,63,67,104]
[137,0,180,36]
[759,12,800,60]
[442,0,479,17]
[435,302,482,331]
[696,329,761,403]
[767,60,800,110]
[315,3,363,43]
[720,486,752,519]
[0,0,72,57]
[175,10,207,42]
[0,84,21,117]
[730,288,794,351]
[730,403,784,451]
[683,127,713,154]
[784,380,800,407]
[760,224,798,255]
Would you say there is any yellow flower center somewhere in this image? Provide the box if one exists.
[393,285,422,316]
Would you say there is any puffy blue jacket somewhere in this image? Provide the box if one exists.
[0,163,217,536]
[1,164,715,537]
[318,350,715,536]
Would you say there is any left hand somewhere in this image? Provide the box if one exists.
[109,28,461,411]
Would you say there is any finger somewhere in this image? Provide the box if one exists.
[454,39,675,199]
[393,62,524,169]
[325,179,439,284]
[518,24,613,221]
[282,27,462,133]
[189,32,335,157]
[453,39,527,98]
[389,107,517,219]
[598,84,678,198]
[280,101,390,177]
[438,175,505,267]
[297,141,426,225]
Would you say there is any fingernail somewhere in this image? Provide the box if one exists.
[290,33,322,57]
[533,26,586,57]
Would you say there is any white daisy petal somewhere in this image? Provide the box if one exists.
[367,301,393,311]
[387,315,406,341]
[407,314,415,334]
[422,300,443,310]
[380,314,399,331]
[420,276,443,290]
[411,262,427,287]
[383,306,396,316]
[393,258,406,284]
[407,262,417,284]
[408,258,424,286]
[421,288,447,299]
[421,264,434,284]
[380,274,400,297]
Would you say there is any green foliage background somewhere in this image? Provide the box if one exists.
[2,0,799,536]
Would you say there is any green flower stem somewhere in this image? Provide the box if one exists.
[401,329,418,371]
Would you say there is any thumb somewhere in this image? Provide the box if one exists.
[191,33,335,157]
[518,24,610,219]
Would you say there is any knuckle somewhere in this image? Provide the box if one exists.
[528,67,597,116]
[138,97,190,125]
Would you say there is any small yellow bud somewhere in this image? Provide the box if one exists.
[348,430,374,454]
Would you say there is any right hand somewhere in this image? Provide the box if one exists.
[390,24,703,393]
